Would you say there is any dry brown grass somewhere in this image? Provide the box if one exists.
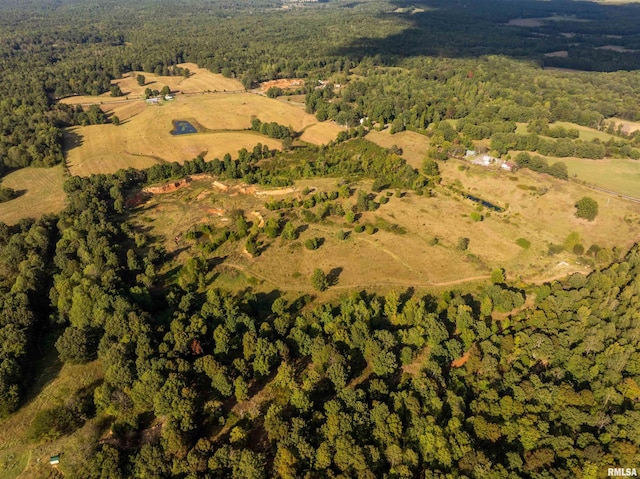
[60,63,243,106]
[440,160,640,280]
[130,152,639,294]
[300,123,343,145]
[0,166,66,224]
[65,89,341,176]
[365,130,429,168]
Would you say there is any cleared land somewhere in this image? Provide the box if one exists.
[60,62,243,106]
[365,129,430,168]
[129,155,639,294]
[440,159,640,280]
[300,122,344,145]
[562,156,640,198]
[0,357,104,479]
[65,92,336,176]
[515,121,618,142]
[553,121,618,142]
[0,166,66,224]
[131,177,482,294]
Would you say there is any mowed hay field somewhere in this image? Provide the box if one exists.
[300,122,344,145]
[0,165,66,224]
[563,156,640,198]
[65,92,333,176]
[365,129,430,168]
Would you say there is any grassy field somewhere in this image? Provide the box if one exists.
[0,166,66,224]
[60,62,244,106]
[300,122,344,145]
[64,92,335,176]
[553,121,618,142]
[129,153,640,295]
[561,156,640,198]
[441,159,640,279]
[515,121,617,142]
[365,129,429,168]
[0,355,104,479]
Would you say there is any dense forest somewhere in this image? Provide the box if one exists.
[1,0,640,477]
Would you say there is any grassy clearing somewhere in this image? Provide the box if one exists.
[0,358,104,479]
[561,156,640,198]
[553,121,618,142]
[60,62,243,106]
[300,122,343,145]
[441,159,640,280]
[0,165,66,224]
[515,121,617,142]
[365,129,429,168]
[127,155,640,296]
[134,175,484,293]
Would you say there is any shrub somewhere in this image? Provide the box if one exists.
[29,406,81,441]
[311,268,329,291]
[470,211,483,222]
[305,237,320,250]
[456,237,470,251]
[516,238,531,249]
[0,187,16,203]
[548,244,564,255]
[365,224,376,235]
[354,224,365,233]
[575,196,598,221]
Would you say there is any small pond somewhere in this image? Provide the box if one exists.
[171,120,197,135]
[462,193,504,212]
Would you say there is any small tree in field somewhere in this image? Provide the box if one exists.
[311,268,329,291]
[575,197,598,221]
[136,74,145,86]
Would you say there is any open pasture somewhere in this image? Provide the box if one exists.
[561,156,640,198]
[440,160,640,279]
[127,155,640,294]
[64,92,333,176]
[365,129,429,168]
[0,165,66,224]
[300,122,344,145]
[60,63,243,106]
[132,177,485,293]
[553,121,618,142]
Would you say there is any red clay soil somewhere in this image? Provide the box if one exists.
[451,351,471,368]
[258,78,304,92]
[143,178,191,194]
